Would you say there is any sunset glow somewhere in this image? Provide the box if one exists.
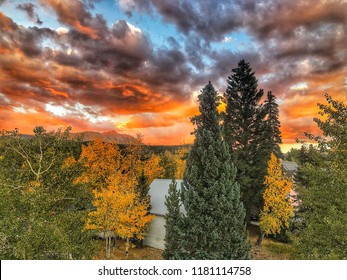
[1,0,346,152]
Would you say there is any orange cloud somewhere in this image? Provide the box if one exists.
[40,0,99,39]
[73,20,98,39]
[139,123,195,146]
[46,87,69,98]
[0,107,68,134]
[0,12,16,31]
[280,94,320,119]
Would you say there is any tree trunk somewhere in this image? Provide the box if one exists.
[245,211,251,225]
[256,231,265,246]
[111,236,117,254]
[125,238,129,258]
[105,234,111,259]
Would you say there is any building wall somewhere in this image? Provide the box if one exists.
[143,215,166,250]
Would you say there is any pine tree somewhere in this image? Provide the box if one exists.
[181,81,250,259]
[163,178,183,259]
[223,59,265,221]
[133,169,151,247]
[262,91,282,158]
[136,169,150,210]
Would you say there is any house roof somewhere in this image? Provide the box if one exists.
[148,179,185,216]
[282,160,298,178]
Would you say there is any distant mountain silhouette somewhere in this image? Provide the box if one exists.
[2,130,136,144]
[72,130,136,144]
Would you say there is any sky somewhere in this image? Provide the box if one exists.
[0,0,346,151]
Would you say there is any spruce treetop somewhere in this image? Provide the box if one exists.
[191,81,221,140]
[225,59,264,104]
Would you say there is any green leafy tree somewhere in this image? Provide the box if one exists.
[298,144,324,166]
[296,164,347,259]
[284,148,300,163]
[0,127,95,259]
[181,81,250,259]
[305,93,347,154]
[295,144,325,191]
[223,59,267,221]
[163,178,183,259]
[295,94,347,259]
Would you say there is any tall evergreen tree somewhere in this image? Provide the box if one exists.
[133,169,151,247]
[181,81,250,259]
[255,91,283,207]
[136,169,151,210]
[262,91,282,158]
[163,178,183,259]
[223,59,265,221]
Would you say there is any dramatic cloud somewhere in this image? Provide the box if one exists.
[0,0,346,148]
[40,0,111,39]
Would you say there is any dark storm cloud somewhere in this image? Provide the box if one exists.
[41,0,108,38]
[151,0,243,41]
[246,0,347,40]
[119,0,245,41]
[144,48,189,84]
[0,13,55,57]
[127,0,347,45]
[120,0,346,74]
[184,35,211,70]
[16,3,43,25]
[247,1,347,78]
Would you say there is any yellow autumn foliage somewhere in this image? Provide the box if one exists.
[76,138,122,189]
[85,175,154,241]
[63,156,76,168]
[260,153,294,236]
[80,137,161,253]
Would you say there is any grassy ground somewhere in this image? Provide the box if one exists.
[93,239,163,260]
[94,226,296,260]
[248,225,296,260]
